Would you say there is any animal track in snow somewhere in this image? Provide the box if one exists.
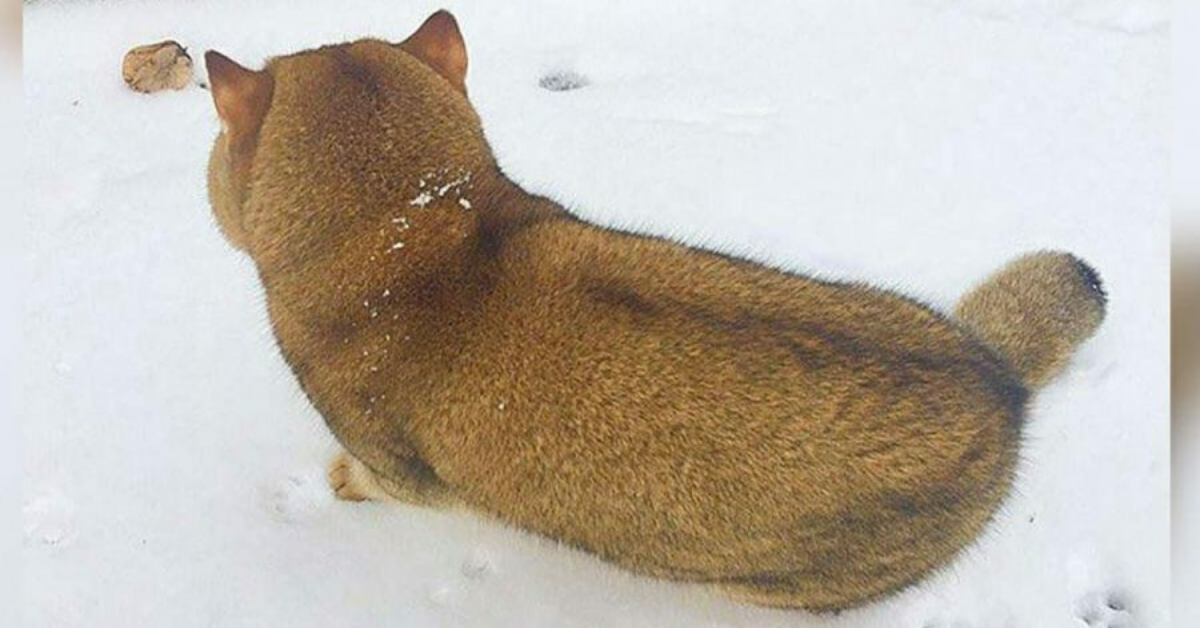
[538,70,589,92]
[461,548,493,580]
[1075,589,1136,628]
[23,488,77,547]
[266,471,330,523]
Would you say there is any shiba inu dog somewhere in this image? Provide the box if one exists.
[204,10,1106,611]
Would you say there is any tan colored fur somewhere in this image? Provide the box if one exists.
[955,252,1106,388]
[204,12,1106,612]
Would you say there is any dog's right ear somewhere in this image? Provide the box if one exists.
[399,10,468,93]
[205,51,274,144]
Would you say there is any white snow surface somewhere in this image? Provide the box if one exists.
[21,1,1169,626]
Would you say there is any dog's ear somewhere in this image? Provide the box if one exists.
[399,10,468,93]
[205,51,274,143]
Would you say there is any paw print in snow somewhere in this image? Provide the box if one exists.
[267,471,330,523]
[539,70,589,92]
[1075,590,1135,628]
[461,548,493,580]
[23,488,76,547]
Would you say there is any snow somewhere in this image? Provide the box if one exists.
[21,0,1168,626]
[409,169,473,209]
[410,190,435,208]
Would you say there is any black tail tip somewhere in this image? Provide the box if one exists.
[1070,255,1107,308]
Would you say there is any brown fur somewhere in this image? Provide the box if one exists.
[955,252,1106,388]
[1173,255,1198,405]
[204,11,1106,612]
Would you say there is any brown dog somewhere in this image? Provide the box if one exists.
[204,11,1106,611]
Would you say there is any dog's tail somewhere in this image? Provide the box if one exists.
[954,251,1107,389]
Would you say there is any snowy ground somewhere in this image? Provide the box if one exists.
[21,1,1170,626]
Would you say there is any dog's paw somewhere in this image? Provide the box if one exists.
[327,451,380,502]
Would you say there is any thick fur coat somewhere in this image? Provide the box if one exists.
[204,11,1106,611]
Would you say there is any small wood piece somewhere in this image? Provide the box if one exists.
[122,41,193,93]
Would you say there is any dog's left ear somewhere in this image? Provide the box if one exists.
[205,51,274,145]
[399,10,468,93]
